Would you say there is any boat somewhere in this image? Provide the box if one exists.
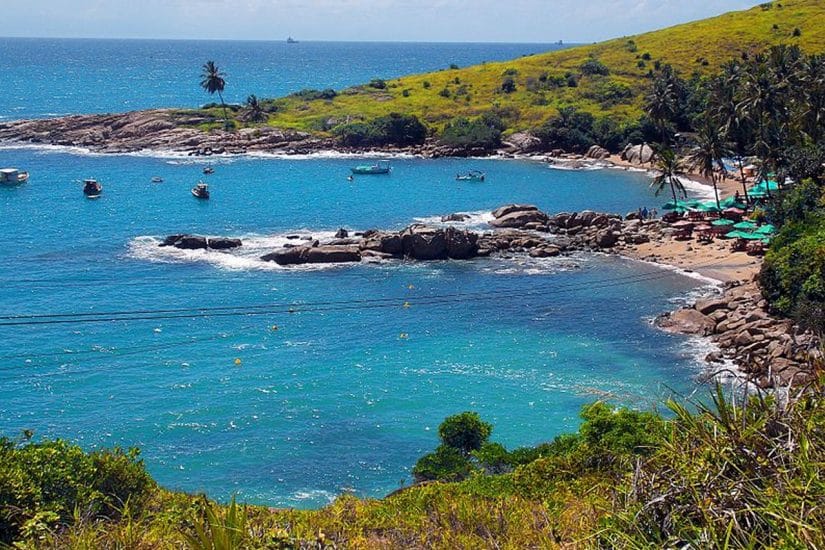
[456,170,485,182]
[287,37,298,44]
[191,182,210,199]
[151,176,164,183]
[350,161,391,175]
[82,179,102,198]
[202,166,215,175]
[0,168,29,185]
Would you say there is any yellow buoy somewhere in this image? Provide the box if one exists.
[234,358,242,366]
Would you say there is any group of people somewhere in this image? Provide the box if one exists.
[637,206,657,220]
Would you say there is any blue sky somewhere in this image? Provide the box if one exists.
[5,1,756,42]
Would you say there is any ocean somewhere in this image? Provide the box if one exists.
[0,39,716,508]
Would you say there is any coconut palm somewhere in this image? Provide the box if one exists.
[644,75,678,147]
[709,71,752,204]
[687,121,731,210]
[650,148,687,205]
[241,94,266,123]
[200,61,229,129]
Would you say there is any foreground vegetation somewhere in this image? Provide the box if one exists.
[2,377,824,548]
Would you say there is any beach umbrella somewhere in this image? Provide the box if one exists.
[662,200,688,210]
[694,224,713,232]
[725,230,763,240]
[723,207,745,215]
[671,220,695,228]
[711,218,735,226]
[754,224,776,235]
[733,220,758,230]
[720,197,747,209]
[696,201,722,212]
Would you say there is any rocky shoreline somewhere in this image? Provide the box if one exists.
[157,204,820,387]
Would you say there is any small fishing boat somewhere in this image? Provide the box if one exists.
[287,37,298,44]
[151,176,164,183]
[0,168,29,185]
[191,182,210,199]
[351,160,391,175]
[456,170,485,182]
[203,166,215,175]
[82,179,102,198]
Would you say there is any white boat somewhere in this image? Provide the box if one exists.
[191,182,210,199]
[0,168,29,185]
[151,176,164,183]
[82,179,102,198]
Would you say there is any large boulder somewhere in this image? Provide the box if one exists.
[621,143,654,165]
[595,230,620,248]
[175,235,208,250]
[441,212,471,222]
[401,225,448,260]
[490,205,549,229]
[444,227,479,259]
[586,145,610,159]
[306,245,361,264]
[695,298,729,316]
[659,308,716,336]
[502,132,542,153]
[207,237,242,250]
[261,247,308,265]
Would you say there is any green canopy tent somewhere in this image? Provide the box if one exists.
[711,219,735,227]
[696,201,722,213]
[725,230,764,240]
[748,180,780,197]
[719,196,747,209]
[733,220,758,230]
[754,224,776,235]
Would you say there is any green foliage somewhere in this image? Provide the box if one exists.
[412,445,474,482]
[578,402,664,459]
[289,88,337,101]
[0,437,154,545]
[437,412,493,454]
[534,106,635,153]
[760,212,825,333]
[184,497,247,550]
[334,113,427,147]
[439,114,503,150]
[580,59,610,76]
[500,77,517,93]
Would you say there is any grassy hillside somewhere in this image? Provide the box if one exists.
[232,0,825,136]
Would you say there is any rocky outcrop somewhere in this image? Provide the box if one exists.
[490,204,549,228]
[160,234,241,250]
[502,132,542,153]
[658,282,821,387]
[586,145,610,159]
[621,143,654,165]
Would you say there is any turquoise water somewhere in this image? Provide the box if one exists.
[0,149,712,507]
[1,39,713,508]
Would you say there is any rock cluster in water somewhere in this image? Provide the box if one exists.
[657,283,821,387]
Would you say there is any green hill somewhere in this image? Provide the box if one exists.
[234,0,823,137]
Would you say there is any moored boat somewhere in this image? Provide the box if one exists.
[191,182,210,199]
[456,170,485,182]
[287,37,298,44]
[203,166,215,175]
[151,176,164,183]
[351,160,391,175]
[0,168,29,185]
[82,179,102,198]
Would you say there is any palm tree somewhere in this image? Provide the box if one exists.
[200,61,229,129]
[644,76,678,148]
[687,121,731,210]
[241,94,266,123]
[650,148,687,205]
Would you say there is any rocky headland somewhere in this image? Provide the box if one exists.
[158,204,820,387]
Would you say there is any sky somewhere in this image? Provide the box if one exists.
[4,0,757,43]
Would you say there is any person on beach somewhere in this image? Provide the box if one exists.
[641,206,649,219]
[651,208,657,219]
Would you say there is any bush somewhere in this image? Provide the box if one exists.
[412,445,474,482]
[439,115,503,150]
[438,412,492,454]
[368,78,387,89]
[290,88,337,101]
[334,113,427,147]
[0,437,154,544]
[500,77,517,93]
[580,59,610,76]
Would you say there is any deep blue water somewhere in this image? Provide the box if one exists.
[0,39,714,508]
[0,38,565,119]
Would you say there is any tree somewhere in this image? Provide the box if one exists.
[241,94,266,123]
[438,412,492,455]
[650,148,687,205]
[687,120,730,210]
[200,61,230,129]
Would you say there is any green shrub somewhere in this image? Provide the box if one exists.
[290,88,337,101]
[439,115,503,150]
[368,78,387,89]
[438,412,492,454]
[500,77,517,94]
[412,445,474,482]
[0,437,154,544]
[580,59,610,76]
[334,113,427,147]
